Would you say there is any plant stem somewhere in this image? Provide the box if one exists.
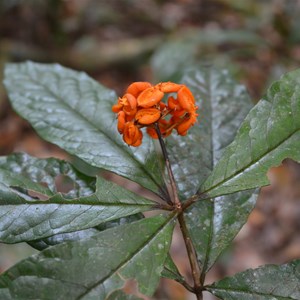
[155,124,181,209]
[196,293,203,300]
[178,279,195,293]
[178,212,203,299]
[155,124,203,299]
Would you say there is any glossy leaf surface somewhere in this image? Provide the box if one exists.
[200,69,300,198]
[177,67,256,276]
[28,214,143,251]
[166,67,253,198]
[0,153,154,243]
[4,62,167,198]
[206,260,300,299]
[0,152,95,199]
[186,190,257,277]
[0,215,175,299]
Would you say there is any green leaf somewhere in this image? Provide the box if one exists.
[4,62,167,198]
[28,214,143,251]
[186,190,257,277]
[200,68,300,198]
[166,66,253,198]
[0,153,154,243]
[0,214,176,298]
[0,152,95,199]
[206,260,300,299]
[175,67,256,277]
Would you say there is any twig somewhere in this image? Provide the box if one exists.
[155,123,203,299]
[178,212,203,299]
[154,124,181,209]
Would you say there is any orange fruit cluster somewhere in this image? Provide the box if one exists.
[112,81,198,147]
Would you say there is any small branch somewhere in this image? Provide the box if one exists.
[178,212,203,299]
[154,124,203,299]
[155,124,181,209]
[153,202,174,211]
[176,278,195,293]
[182,192,210,211]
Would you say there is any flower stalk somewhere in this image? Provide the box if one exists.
[155,123,181,209]
[112,81,202,299]
[155,124,203,299]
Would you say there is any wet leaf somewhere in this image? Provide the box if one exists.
[176,67,256,278]
[0,153,154,243]
[186,190,257,277]
[0,214,175,298]
[206,260,300,299]
[28,214,143,251]
[28,214,144,252]
[0,152,95,199]
[200,68,300,198]
[166,66,253,199]
[4,62,167,198]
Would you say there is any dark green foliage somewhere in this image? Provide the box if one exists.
[0,62,299,299]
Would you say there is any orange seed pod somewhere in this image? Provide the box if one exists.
[126,82,152,98]
[135,108,161,125]
[123,93,137,110]
[112,102,123,113]
[131,130,143,147]
[157,82,182,93]
[176,115,197,135]
[123,122,141,146]
[177,86,195,112]
[137,87,164,108]
[168,96,182,111]
[146,127,158,139]
[117,111,126,133]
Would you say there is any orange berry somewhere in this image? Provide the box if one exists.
[135,108,161,125]
[131,130,143,147]
[112,103,123,113]
[137,87,164,108]
[159,101,167,110]
[156,82,182,93]
[160,127,173,137]
[123,93,137,110]
[126,82,152,98]
[146,127,158,139]
[171,108,186,118]
[176,114,197,135]
[123,122,141,146]
[117,111,126,133]
[177,86,195,112]
[118,94,136,112]
[167,96,182,111]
